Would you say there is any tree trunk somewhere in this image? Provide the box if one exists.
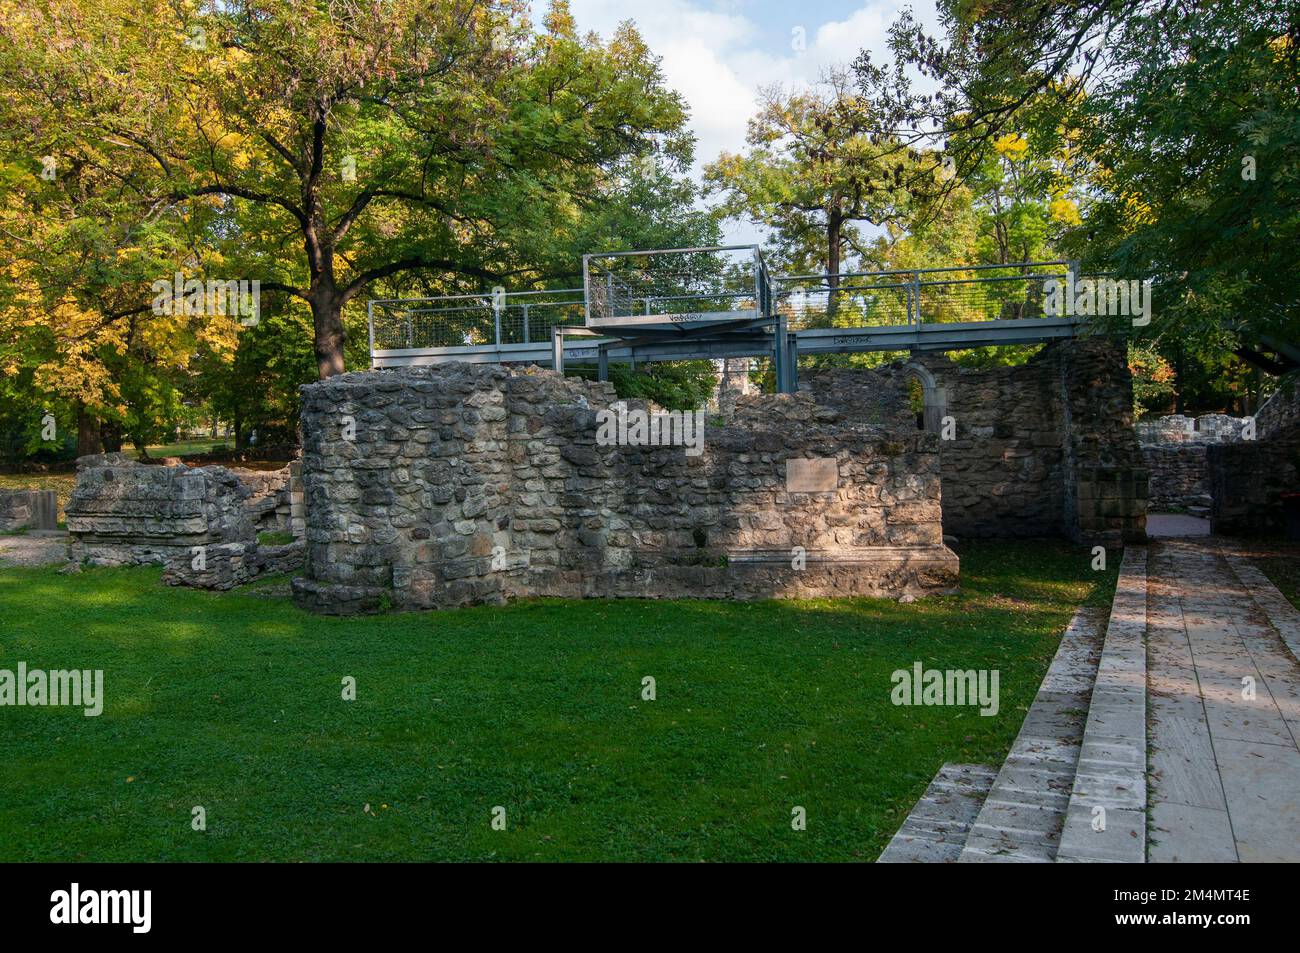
[825,209,842,324]
[100,420,123,453]
[1173,346,1185,415]
[310,281,346,380]
[76,405,102,457]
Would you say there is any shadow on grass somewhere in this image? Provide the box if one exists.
[0,539,1116,862]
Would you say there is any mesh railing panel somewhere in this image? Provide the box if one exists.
[369,262,1076,352]
[370,290,585,349]
[774,264,1071,331]
[585,247,767,323]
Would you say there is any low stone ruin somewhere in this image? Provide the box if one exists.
[1138,412,1257,515]
[806,340,1148,546]
[291,363,960,615]
[1135,413,1250,446]
[0,489,58,532]
[1208,381,1300,535]
[64,453,304,588]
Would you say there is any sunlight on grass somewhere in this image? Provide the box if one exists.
[0,540,1116,862]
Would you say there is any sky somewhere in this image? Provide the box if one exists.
[553,0,944,242]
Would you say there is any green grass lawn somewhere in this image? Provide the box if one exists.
[1254,545,1300,611]
[132,437,229,458]
[0,540,1115,862]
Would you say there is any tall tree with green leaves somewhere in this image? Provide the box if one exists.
[853,1,1300,373]
[704,70,917,288]
[0,0,239,454]
[4,0,696,381]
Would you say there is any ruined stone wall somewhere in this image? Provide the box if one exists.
[1058,340,1148,546]
[1256,378,1300,439]
[1141,445,1210,512]
[1134,413,1249,445]
[0,489,58,532]
[1135,412,1257,513]
[65,454,302,583]
[712,357,756,414]
[803,339,1146,545]
[1209,422,1300,536]
[291,364,958,615]
[929,354,1066,538]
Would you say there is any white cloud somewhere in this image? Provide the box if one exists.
[557,1,941,244]
[563,1,938,173]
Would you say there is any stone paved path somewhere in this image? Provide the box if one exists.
[1147,538,1300,862]
[1146,513,1210,538]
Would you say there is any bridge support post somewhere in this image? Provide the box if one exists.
[785,333,799,393]
[773,312,798,393]
[551,326,565,375]
[597,344,609,382]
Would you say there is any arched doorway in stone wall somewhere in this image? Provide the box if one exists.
[902,362,946,434]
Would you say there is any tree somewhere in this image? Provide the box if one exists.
[2,1,695,382]
[0,0,240,454]
[1127,342,1176,418]
[704,70,916,288]
[853,1,1300,371]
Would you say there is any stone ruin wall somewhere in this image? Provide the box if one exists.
[291,364,959,615]
[1140,445,1210,513]
[1137,413,1257,515]
[804,339,1147,546]
[64,454,304,588]
[0,488,58,532]
[55,339,1154,608]
[1255,377,1300,439]
[1210,373,1300,536]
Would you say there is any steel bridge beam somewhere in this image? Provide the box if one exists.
[370,316,1085,369]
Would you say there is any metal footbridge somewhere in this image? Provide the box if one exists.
[368,246,1086,392]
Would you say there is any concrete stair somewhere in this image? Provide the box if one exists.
[1056,548,1149,862]
[877,603,1106,863]
[877,763,998,862]
[957,604,1107,862]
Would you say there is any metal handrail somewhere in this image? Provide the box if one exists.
[370,257,1079,355]
[776,260,1070,283]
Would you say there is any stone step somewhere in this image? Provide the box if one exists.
[1223,552,1300,666]
[877,763,998,862]
[958,603,1107,862]
[1057,546,1149,862]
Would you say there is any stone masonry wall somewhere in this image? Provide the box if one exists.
[65,454,302,584]
[0,489,58,532]
[1058,340,1148,546]
[804,339,1146,545]
[1256,377,1300,439]
[1136,412,1256,514]
[291,364,958,615]
[1208,422,1300,536]
[1135,413,1250,445]
[1141,445,1210,512]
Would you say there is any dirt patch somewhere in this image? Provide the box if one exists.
[0,534,68,567]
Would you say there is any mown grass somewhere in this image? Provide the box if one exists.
[0,540,1115,862]
[1254,546,1300,611]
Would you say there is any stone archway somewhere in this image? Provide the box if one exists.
[902,361,946,434]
